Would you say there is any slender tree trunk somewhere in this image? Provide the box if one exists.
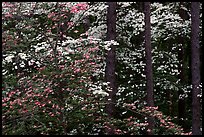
[105,2,117,135]
[83,15,90,32]
[191,1,202,135]
[83,2,90,32]
[167,90,173,115]
[144,2,155,135]
[191,2,201,135]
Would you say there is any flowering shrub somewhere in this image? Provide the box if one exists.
[2,2,107,135]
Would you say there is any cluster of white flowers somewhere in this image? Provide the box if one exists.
[88,24,107,39]
[151,2,191,41]
[89,82,109,97]
[103,40,119,50]
[18,53,28,60]
[85,2,108,16]
[62,38,78,46]
[93,89,109,96]
[2,69,8,75]
[119,2,131,8]
[4,54,15,63]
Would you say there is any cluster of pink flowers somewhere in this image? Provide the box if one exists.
[48,12,56,19]
[70,3,88,13]
[139,106,192,135]
[37,66,46,71]
[2,2,106,135]
[114,128,123,134]
[2,2,14,8]
[4,14,13,18]
[2,3,18,19]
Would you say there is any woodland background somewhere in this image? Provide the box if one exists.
[2,2,202,135]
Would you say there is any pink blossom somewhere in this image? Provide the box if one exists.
[48,12,55,18]
[23,109,28,113]
[67,22,74,27]
[35,101,40,106]
[60,14,65,17]
[127,122,134,126]
[160,119,165,123]
[114,129,122,134]
[5,14,13,18]
[84,54,90,59]
[59,65,65,70]
[38,66,46,71]
[70,3,88,13]
[127,116,133,121]
[70,6,78,13]
[74,68,81,73]
[10,101,14,105]
[25,25,31,29]
[76,3,88,10]
[55,111,60,115]
[44,87,51,92]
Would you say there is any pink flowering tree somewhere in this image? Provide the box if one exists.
[2,2,109,135]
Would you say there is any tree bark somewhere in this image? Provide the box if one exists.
[83,15,90,32]
[191,2,201,135]
[105,2,117,135]
[144,2,155,135]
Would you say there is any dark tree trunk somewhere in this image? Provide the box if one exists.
[191,2,201,135]
[167,90,173,115]
[144,2,155,135]
[105,2,117,135]
[83,15,90,32]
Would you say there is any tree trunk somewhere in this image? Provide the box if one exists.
[191,2,201,135]
[83,15,90,32]
[105,2,117,135]
[167,90,173,115]
[144,2,155,135]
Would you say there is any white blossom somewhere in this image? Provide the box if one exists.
[18,53,28,60]
[5,55,15,63]
[93,90,109,96]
